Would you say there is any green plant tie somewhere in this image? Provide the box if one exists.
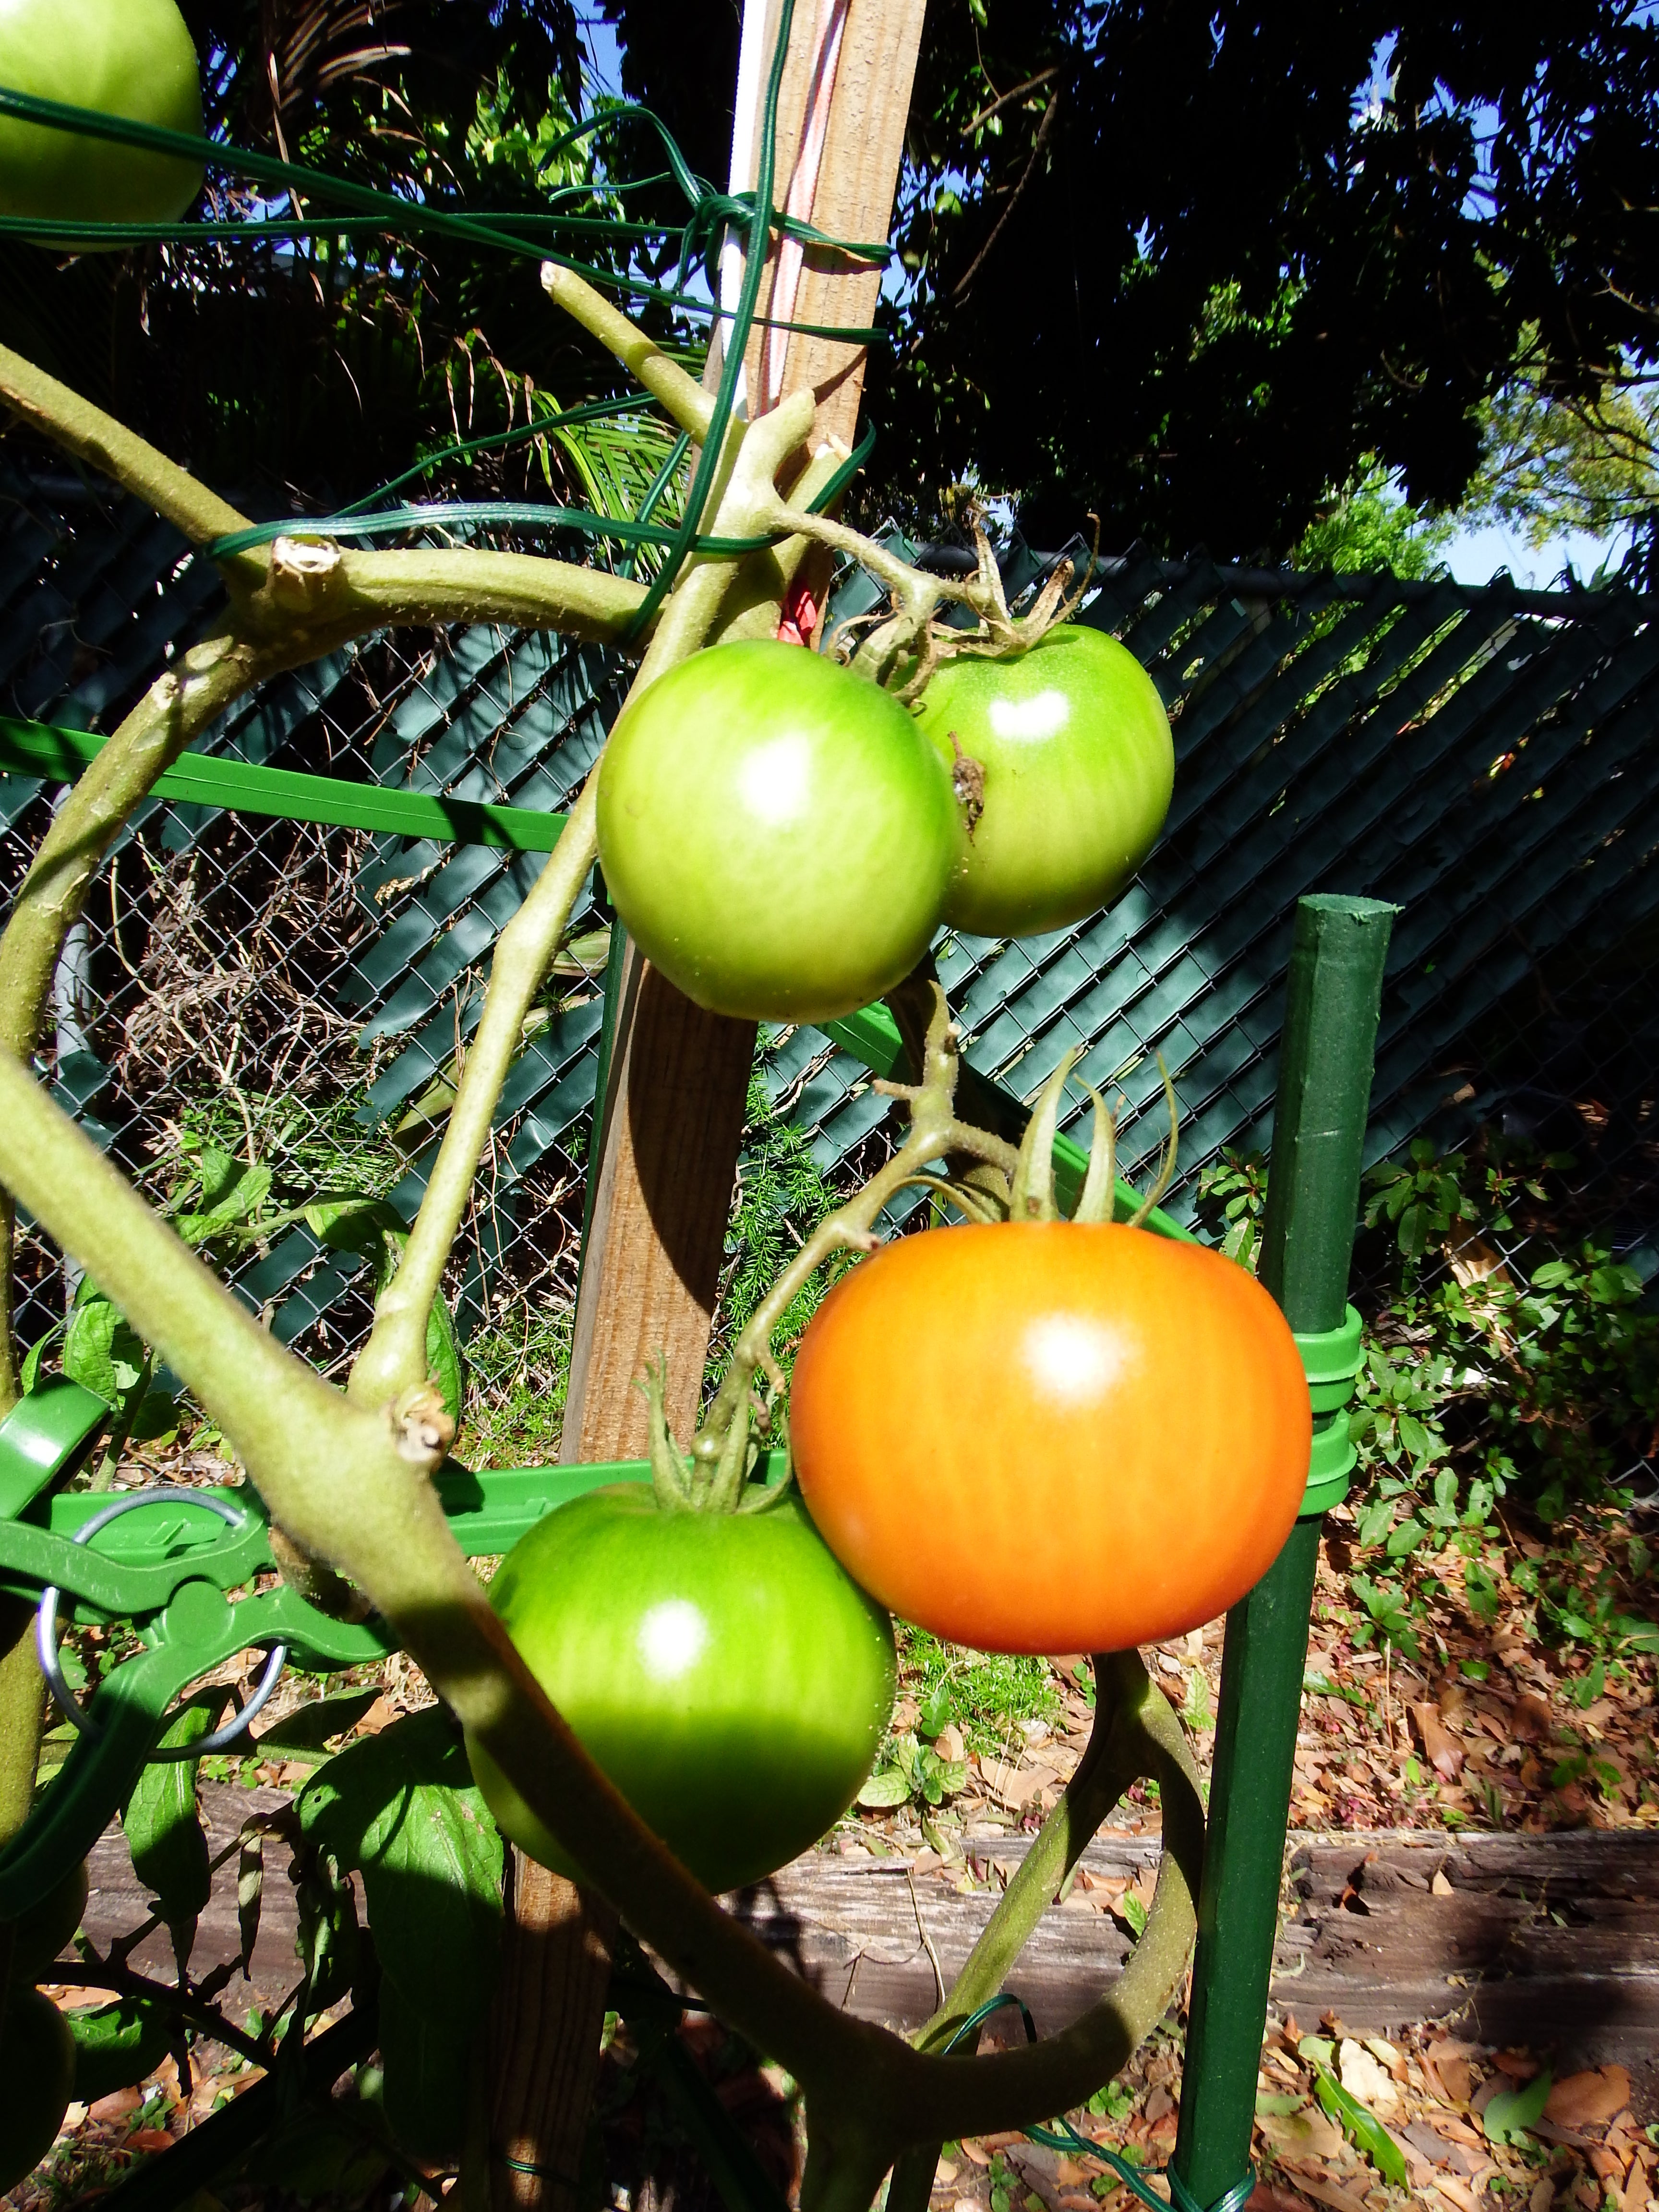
[1293,1304,1364,1516]
[941,1996,1257,2212]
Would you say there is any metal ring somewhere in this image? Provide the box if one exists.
[36,1483,287,1761]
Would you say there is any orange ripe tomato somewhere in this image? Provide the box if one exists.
[790,1222,1310,1655]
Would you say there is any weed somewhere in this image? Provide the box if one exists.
[899,1627,1061,1757]
[461,1303,574,1466]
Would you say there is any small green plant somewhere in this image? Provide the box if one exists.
[899,1627,1062,1756]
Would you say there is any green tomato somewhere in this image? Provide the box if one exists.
[596,639,960,1022]
[0,1987,74,2191]
[466,1489,896,1893]
[913,625,1174,938]
[0,0,203,234]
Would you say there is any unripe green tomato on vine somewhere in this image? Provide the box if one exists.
[0,0,203,234]
[596,639,961,1023]
[466,1488,897,1893]
[0,1987,75,2191]
[912,625,1174,939]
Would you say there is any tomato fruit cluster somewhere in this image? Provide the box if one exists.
[466,1488,896,1893]
[597,623,1174,1023]
[791,1219,1310,1655]
[0,0,204,232]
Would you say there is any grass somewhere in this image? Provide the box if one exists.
[458,1303,573,1467]
[898,1625,1064,1756]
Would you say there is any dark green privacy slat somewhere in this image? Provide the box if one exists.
[0,714,568,852]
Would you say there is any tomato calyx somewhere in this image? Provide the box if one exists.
[1007,1046,1179,1228]
[837,512,1102,706]
[642,1359,793,1518]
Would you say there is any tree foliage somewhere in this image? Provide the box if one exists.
[0,0,690,506]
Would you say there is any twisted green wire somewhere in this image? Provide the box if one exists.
[941,1996,1257,2212]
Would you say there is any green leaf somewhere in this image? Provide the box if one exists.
[1315,2069,1408,2186]
[1357,1496,1393,1548]
[303,1197,408,1254]
[255,1686,383,1755]
[175,1161,272,1245]
[1116,1894,1147,1937]
[63,1296,146,1407]
[917,1680,952,1738]
[123,1693,227,1966]
[1482,2069,1553,2145]
[425,1290,464,1423]
[376,1977,474,2164]
[1465,1561,1500,1626]
[68,1996,174,2104]
[856,1767,911,1808]
[1385,1515,1428,1558]
[298,1710,502,2033]
[296,1845,360,2013]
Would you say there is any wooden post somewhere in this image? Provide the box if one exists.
[482,8,926,2205]
[560,0,926,1465]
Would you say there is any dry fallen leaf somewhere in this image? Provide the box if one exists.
[88,2087,144,2125]
[1431,2175,1481,2212]
[958,2140,991,2167]
[1544,2068,1631,2130]
[1510,1692,1552,1742]
[1338,2036,1400,2117]
[1411,1703,1467,1782]
[1277,2165,1370,2212]
[1431,1869,1455,1896]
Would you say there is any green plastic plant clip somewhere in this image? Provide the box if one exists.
[1293,1303,1364,1517]
[0,1375,108,1519]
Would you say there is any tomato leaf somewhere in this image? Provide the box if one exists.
[298,1709,502,2033]
[371,1989,472,2165]
[63,1294,146,1407]
[425,1288,464,1423]
[1314,2068,1408,2186]
[296,1844,360,2013]
[122,1691,228,1967]
[1482,2069,1554,2145]
[67,1996,174,2104]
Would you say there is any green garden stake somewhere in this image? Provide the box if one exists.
[1171,894,1393,2211]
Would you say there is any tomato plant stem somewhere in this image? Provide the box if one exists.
[695,982,1020,1467]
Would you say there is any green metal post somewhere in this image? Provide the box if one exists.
[1171,894,1394,2210]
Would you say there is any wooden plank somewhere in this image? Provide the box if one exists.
[66,1808,1659,2111]
[735,0,929,451]
[561,944,755,1458]
[560,0,925,1461]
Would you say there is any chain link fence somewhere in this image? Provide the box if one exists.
[3,457,1656,1507]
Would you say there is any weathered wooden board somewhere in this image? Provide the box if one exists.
[71,1798,1659,2111]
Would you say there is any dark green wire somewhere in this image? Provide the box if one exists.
[617,0,798,645]
[938,1996,1256,2212]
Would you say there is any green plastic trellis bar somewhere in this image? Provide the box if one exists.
[1171,894,1392,2211]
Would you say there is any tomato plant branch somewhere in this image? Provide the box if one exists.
[693,984,1019,1467]
[541,264,715,443]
